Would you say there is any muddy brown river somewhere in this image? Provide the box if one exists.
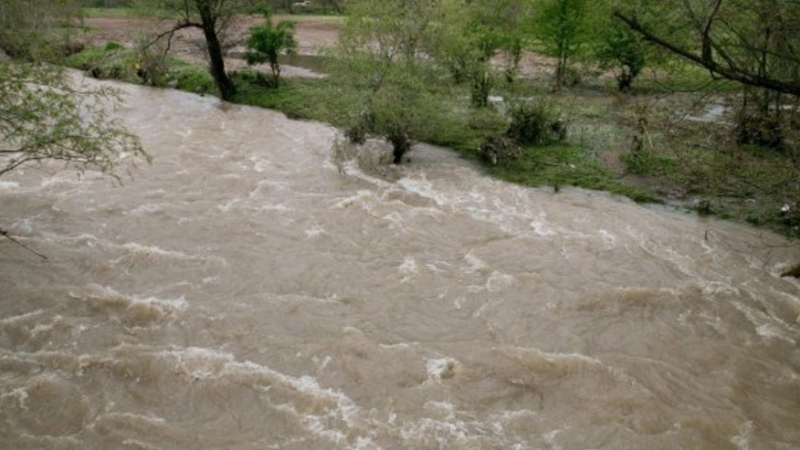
[1,79,799,449]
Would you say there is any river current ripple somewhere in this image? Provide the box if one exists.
[1,77,799,449]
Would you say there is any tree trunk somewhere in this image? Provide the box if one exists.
[388,129,410,164]
[197,0,235,100]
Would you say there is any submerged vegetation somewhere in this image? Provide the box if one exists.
[4,0,800,236]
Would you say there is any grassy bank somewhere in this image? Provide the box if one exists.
[64,43,800,237]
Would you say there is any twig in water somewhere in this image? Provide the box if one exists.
[0,228,48,261]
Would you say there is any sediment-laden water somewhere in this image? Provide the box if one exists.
[1,78,799,449]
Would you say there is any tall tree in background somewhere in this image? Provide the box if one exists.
[432,0,527,107]
[334,0,444,164]
[533,0,590,88]
[150,0,240,100]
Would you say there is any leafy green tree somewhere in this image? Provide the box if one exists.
[0,63,147,178]
[147,0,244,100]
[245,12,297,87]
[432,0,528,107]
[533,0,591,88]
[333,0,444,164]
[596,27,647,91]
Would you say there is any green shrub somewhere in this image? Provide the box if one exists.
[245,12,297,88]
[480,135,522,165]
[104,41,123,51]
[506,100,567,146]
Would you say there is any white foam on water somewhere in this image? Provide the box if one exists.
[730,301,796,344]
[598,229,616,247]
[252,157,271,173]
[154,346,362,426]
[77,285,188,323]
[0,181,20,191]
[0,309,46,326]
[381,211,406,231]
[486,272,515,293]
[730,420,753,450]
[626,226,696,276]
[425,357,458,382]
[0,387,30,409]
[40,174,81,189]
[128,203,166,215]
[336,190,375,210]
[399,257,418,281]
[351,436,381,450]
[397,176,449,207]
[543,427,566,450]
[530,215,557,237]
[399,400,520,449]
[341,162,393,189]
[258,203,293,213]
[101,412,168,426]
[305,224,327,238]
[217,198,243,212]
[701,281,740,297]
[463,251,487,274]
[29,316,66,337]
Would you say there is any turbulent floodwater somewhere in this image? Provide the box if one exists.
[1,78,800,450]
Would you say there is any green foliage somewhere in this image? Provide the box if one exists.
[532,0,592,87]
[431,0,528,106]
[104,41,124,51]
[0,63,148,178]
[596,28,646,91]
[245,12,297,88]
[507,100,567,146]
[66,43,216,93]
[488,143,657,202]
[332,0,447,163]
[66,44,141,83]
[170,61,216,93]
[134,40,170,86]
[0,0,83,61]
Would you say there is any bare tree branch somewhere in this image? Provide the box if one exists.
[613,10,800,97]
[142,21,202,51]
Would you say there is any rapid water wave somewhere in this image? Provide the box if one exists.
[1,76,799,449]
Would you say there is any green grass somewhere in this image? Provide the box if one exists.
[65,42,800,236]
[231,73,356,126]
[228,73,650,202]
[65,44,139,83]
[216,70,659,204]
[66,43,215,92]
[489,144,658,202]
[170,60,216,93]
